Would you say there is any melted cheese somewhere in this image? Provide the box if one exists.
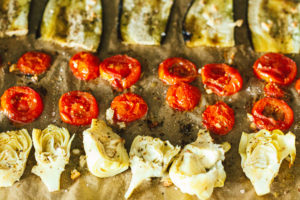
[125,136,180,199]
[40,0,102,52]
[120,0,174,45]
[0,129,32,187]
[184,0,239,47]
[0,0,31,37]
[32,125,74,192]
[169,129,230,200]
[239,129,296,196]
[83,119,129,178]
[248,0,300,53]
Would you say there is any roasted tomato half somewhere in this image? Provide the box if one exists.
[111,93,148,122]
[17,51,51,75]
[1,86,43,123]
[202,101,235,135]
[253,53,297,85]
[100,55,141,91]
[166,82,201,111]
[264,82,285,98]
[69,52,100,80]
[158,57,198,85]
[295,78,300,94]
[59,91,99,125]
[201,63,243,96]
[252,97,293,131]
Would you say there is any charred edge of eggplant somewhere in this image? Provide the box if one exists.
[233,0,252,48]
[28,0,34,35]
[34,0,49,39]
[96,0,104,53]
[117,0,124,42]
[182,0,195,42]
[245,1,255,51]
[160,0,176,45]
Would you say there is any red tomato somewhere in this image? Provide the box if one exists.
[166,82,201,111]
[158,57,198,85]
[111,93,148,122]
[201,63,243,96]
[264,82,285,98]
[100,55,141,91]
[17,51,51,75]
[252,97,293,131]
[253,53,297,85]
[59,91,99,125]
[202,101,235,135]
[1,86,43,123]
[295,78,300,94]
[69,52,100,80]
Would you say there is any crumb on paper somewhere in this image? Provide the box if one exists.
[117,122,126,129]
[106,108,114,124]
[106,108,126,128]
[198,68,202,74]
[130,85,138,92]
[235,19,243,27]
[224,48,237,65]
[153,96,159,100]
[9,64,18,72]
[72,149,80,155]
[31,75,38,82]
[250,122,257,130]
[161,177,173,187]
[240,189,245,194]
[140,72,144,78]
[247,113,254,122]
[79,155,87,168]
[71,169,81,180]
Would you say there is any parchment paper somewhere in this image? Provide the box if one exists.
[0,0,300,199]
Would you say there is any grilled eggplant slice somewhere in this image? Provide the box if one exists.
[184,0,237,48]
[40,0,102,52]
[0,0,31,37]
[248,0,300,53]
[120,0,174,45]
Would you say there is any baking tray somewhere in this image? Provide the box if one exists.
[0,0,299,199]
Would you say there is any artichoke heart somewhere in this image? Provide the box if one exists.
[169,129,230,200]
[32,125,74,192]
[40,0,102,52]
[248,0,300,53]
[0,129,32,187]
[0,0,31,37]
[83,119,129,178]
[239,129,296,196]
[125,136,180,199]
[184,0,238,47]
[120,0,174,45]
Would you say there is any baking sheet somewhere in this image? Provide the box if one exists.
[0,0,300,199]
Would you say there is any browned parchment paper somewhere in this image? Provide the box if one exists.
[0,0,300,199]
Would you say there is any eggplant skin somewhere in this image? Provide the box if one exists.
[40,0,102,52]
[0,0,31,37]
[120,0,174,45]
[248,0,300,53]
[183,0,235,48]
